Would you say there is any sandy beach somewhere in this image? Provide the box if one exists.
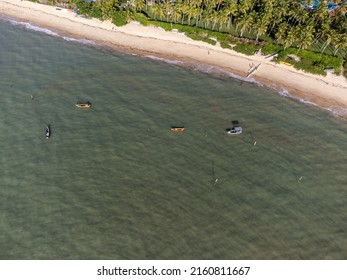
[1,0,347,117]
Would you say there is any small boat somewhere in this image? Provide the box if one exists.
[226,126,242,135]
[45,125,51,139]
[226,120,242,135]
[279,61,293,67]
[171,126,185,132]
[76,101,92,108]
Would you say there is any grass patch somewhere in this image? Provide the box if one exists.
[148,20,173,31]
[261,43,283,56]
[293,61,326,76]
[133,12,150,26]
[220,41,233,49]
[201,37,217,45]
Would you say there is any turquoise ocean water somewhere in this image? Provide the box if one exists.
[0,16,346,260]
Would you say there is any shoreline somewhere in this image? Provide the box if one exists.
[1,0,347,117]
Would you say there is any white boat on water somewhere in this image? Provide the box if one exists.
[226,126,243,135]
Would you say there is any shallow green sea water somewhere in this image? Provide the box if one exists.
[0,17,346,259]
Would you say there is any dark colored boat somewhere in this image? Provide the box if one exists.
[45,125,51,139]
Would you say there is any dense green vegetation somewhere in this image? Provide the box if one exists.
[34,0,347,77]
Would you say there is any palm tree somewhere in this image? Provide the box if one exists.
[218,7,232,31]
[315,0,329,24]
[201,0,216,29]
[283,27,297,50]
[287,1,303,25]
[332,34,347,56]
[179,1,188,24]
[253,15,269,41]
[320,26,336,53]
[295,10,309,25]
[172,1,183,24]
[295,23,315,53]
[156,3,166,21]
[211,0,224,12]
[150,4,160,20]
[275,22,288,46]
[223,0,238,28]
[183,2,200,26]
[236,12,254,37]
[129,0,145,12]
[210,10,220,31]
[162,0,173,22]
[237,0,252,16]
[268,1,287,35]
